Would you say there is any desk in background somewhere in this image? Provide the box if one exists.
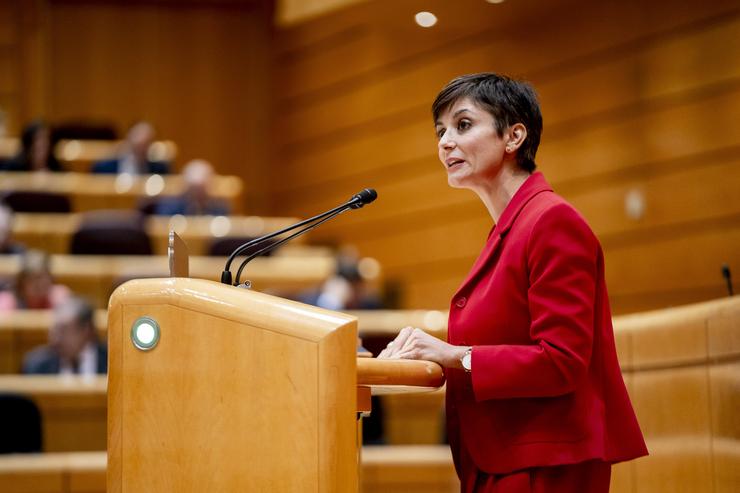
[0,447,459,493]
[0,376,106,452]
[0,172,243,214]
[0,452,106,493]
[0,137,177,175]
[0,251,335,308]
[12,213,308,255]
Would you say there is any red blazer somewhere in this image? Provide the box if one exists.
[446,172,647,475]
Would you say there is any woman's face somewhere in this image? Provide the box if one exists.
[435,97,508,190]
[20,272,53,308]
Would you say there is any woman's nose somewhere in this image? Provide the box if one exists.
[439,133,456,150]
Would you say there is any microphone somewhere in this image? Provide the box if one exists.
[220,188,377,286]
[722,264,734,296]
[349,188,377,209]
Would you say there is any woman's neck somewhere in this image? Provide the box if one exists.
[474,164,531,223]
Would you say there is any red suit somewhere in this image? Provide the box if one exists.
[446,173,647,491]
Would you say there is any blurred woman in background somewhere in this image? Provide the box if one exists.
[0,250,70,311]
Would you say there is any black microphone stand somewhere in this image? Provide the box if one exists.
[221,202,351,285]
[220,189,376,286]
[234,207,349,287]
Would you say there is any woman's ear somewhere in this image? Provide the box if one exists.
[505,123,527,153]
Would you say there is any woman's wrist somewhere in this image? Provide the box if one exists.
[447,345,471,369]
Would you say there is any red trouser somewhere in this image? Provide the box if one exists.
[459,450,611,493]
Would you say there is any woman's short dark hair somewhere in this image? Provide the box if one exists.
[432,73,542,173]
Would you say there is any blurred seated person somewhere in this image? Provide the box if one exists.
[0,250,71,311]
[92,121,170,175]
[22,296,107,375]
[153,159,229,215]
[0,120,63,172]
[0,204,26,254]
[302,247,382,311]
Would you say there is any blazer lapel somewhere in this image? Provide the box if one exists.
[453,232,503,299]
[452,172,554,299]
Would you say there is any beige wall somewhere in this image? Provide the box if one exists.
[273,0,740,313]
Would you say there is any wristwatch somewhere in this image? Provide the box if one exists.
[461,348,472,373]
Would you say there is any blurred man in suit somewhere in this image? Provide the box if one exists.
[153,159,229,215]
[92,121,169,175]
[22,296,107,375]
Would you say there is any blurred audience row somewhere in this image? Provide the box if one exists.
[0,249,382,380]
[0,120,168,175]
[0,118,386,406]
[1,119,227,378]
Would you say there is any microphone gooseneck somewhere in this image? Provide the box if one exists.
[234,208,347,286]
[220,188,377,286]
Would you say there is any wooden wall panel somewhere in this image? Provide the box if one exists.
[47,0,274,211]
[273,0,740,312]
[7,0,274,212]
[0,0,47,136]
[275,0,533,102]
[276,0,738,105]
[279,8,740,151]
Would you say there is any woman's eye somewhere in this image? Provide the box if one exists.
[436,128,445,139]
[458,120,472,131]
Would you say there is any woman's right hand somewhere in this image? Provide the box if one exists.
[378,326,467,369]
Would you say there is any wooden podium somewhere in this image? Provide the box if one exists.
[107,277,444,492]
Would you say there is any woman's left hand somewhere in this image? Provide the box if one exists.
[377,326,467,369]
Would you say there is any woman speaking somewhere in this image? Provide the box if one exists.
[379,73,648,492]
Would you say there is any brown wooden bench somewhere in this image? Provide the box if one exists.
[0,171,243,214]
[11,213,309,255]
[0,251,335,308]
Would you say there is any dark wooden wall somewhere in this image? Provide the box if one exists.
[1,0,274,212]
[273,0,740,313]
[0,0,46,135]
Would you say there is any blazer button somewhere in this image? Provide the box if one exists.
[456,297,467,308]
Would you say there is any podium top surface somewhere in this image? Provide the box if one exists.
[109,277,356,342]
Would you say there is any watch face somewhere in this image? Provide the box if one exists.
[462,352,472,371]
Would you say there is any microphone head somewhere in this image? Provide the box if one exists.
[350,188,378,209]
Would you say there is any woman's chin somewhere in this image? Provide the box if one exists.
[447,174,470,189]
